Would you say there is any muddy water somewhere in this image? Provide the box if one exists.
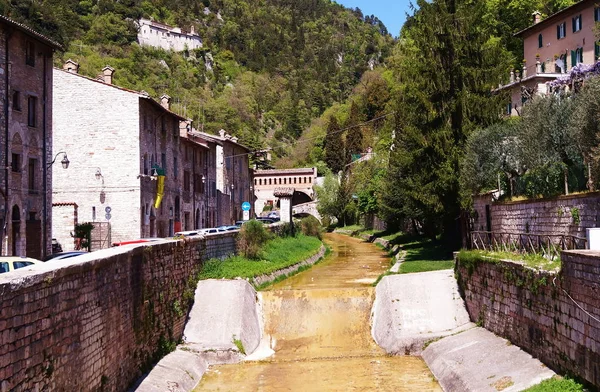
[197,233,440,391]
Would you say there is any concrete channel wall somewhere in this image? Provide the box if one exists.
[455,250,600,388]
[0,233,237,392]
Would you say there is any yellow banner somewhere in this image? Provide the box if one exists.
[154,175,165,209]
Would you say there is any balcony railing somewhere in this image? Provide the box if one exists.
[470,231,587,260]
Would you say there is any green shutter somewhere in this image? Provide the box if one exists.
[596,42,600,61]
[571,50,576,67]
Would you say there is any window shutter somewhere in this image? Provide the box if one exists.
[571,50,576,67]
[596,42,600,61]
[579,15,582,30]
[572,18,575,33]
[580,48,583,64]
[557,25,560,39]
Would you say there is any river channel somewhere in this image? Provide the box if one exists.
[196,233,441,391]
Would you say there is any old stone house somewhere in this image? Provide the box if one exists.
[0,16,61,258]
[179,128,218,230]
[52,62,187,249]
[137,18,202,52]
[498,0,600,115]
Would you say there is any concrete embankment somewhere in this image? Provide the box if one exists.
[371,271,474,356]
[371,270,556,391]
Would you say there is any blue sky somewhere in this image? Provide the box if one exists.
[334,0,412,37]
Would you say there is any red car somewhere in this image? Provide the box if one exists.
[112,238,161,247]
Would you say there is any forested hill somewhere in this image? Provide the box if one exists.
[0,0,394,159]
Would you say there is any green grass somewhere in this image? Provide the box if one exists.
[461,249,560,271]
[394,235,455,274]
[198,235,322,280]
[522,377,584,392]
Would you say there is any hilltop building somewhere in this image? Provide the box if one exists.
[0,16,61,258]
[137,18,202,52]
[253,168,317,214]
[498,0,600,115]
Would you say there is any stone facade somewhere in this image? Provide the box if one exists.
[52,66,186,245]
[456,250,600,387]
[137,18,202,52]
[0,232,238,391]
[253,167,316,214]
[0,17,61,259]
[472,192,600,238]
[51,202,78,251]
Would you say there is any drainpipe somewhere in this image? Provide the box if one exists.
[42,51,48,258]
[3,30,10,255]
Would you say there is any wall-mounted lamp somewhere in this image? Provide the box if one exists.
[95,168,103,180]
[48,151,70,169]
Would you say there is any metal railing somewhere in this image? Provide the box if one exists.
[470,231,587,260]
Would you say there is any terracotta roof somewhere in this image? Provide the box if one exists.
[54,68,189,121]
[255,168,316,176]
[0,15,62,50]
[53,202,78,207]
[514,0,591,37]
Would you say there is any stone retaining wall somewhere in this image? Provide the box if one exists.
[473,192,600,237]
[0,233,237,392]
[455,250,600,387]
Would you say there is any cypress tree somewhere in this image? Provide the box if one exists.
[345,101,364,165]
[324,115,345,174]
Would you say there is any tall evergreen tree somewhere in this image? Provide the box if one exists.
[381,0,513,243]
[324,116,345,174]
[345,102,364,165]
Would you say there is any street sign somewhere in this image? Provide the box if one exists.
[105,213,112,221]
[241,202,251,211]
[105,206,112,213]
[243,210,250,221]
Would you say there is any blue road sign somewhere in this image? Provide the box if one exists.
[242,202,251,211]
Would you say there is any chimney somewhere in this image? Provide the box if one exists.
[219,129,226,138]
[231,136,238,143]
[160,94,171,110]
[102,66,115,85]
[63,59,79,73]
[532,11,541,24]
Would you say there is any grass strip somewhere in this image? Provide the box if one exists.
[198,234,322,280]
[459,249,560,271]
[521,377,584,392]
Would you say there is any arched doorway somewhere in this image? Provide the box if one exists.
[11,205,20,256]
[174,196,181,233]
[195,208,200,229]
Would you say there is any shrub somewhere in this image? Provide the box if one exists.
[300,216,322,239]
[237,220,271,259]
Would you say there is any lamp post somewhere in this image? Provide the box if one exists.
[45,151,69,258]
[230,182,235,224]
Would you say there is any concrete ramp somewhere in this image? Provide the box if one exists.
[134,349,208,392]
[371,270,474,355]
[423,327,555,391]
[183,279,262,356]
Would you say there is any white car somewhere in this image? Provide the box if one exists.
[0,256,41,274]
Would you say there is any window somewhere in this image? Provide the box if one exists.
[571,48,583,66]
[538,34,543,49]
[12,91,21,111]
[27,96,37,127]
[506,102,512,115]
[28,158,37,193]
[92,206,96,221]
[161,153,167,171]
[174,157,178,178]
[595,7,600,22]
[143,154,148,175]
[11,153,20,172]
[0,262,8,273]
[173,118,179,138]
[596,41,600,61]
[572,14,582,32]
[184,171,190,191]
[25,41,35,66]
[557,22,566,39]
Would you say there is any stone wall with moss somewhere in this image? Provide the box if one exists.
[472,192,600,237]
[456,250,600,387]
[0,233,237,391]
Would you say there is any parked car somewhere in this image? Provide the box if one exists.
[174,230,202,237]
[266,211,280,221]
[217,225,239,231]
[43,251,88,261]
[0,256,41,274]
[198,227,227,234]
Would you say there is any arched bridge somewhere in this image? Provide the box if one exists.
[292,201,321,223]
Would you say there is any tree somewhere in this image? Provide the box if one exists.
[381,0,513,244]
[344,102,364,165]
[324,115,345,173]
[520,94,578,195]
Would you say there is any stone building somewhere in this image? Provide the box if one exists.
[52,62,187,248]
[193,130,254,224]
[253,168,317,214]
[498,0,600,115]
[0,16,61,258]
[137,18,202,52]
[179,128,218,230]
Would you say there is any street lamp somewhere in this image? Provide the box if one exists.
[48,151,69,169]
